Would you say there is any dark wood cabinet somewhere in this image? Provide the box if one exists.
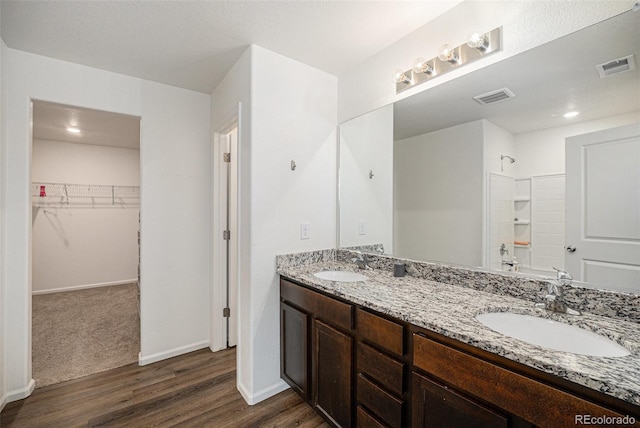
[412,332,638,428]
[355,308,406,428]
[281,276,640,428]
[280,279,354,427]
[314,319,353,427]
[412,371,508,428]
[280,302,308,399]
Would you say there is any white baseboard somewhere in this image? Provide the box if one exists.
[0,392,7,413]
[237,378,289,405]
[5,379,36,404]
[32,279,138,295]
[138,340,210,366]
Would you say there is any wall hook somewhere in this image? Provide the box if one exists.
[369,169,374,179]
[291,160,297,171]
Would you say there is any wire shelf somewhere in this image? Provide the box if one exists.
[32,182,140,207]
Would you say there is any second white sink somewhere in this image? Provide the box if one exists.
[476,312,630,358]
[313,270,368,282]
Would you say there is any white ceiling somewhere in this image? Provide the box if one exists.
[393,9,640,139]
[0,0,461,94]
[32,101,141,149]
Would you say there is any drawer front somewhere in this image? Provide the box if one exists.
[357,406,386,428]
[357,342,403,396]
[281,279,352,331]
[357,308,403,357]
[413,333,633,427]
[357,373,403,428]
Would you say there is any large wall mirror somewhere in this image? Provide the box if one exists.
[338,10,640,294]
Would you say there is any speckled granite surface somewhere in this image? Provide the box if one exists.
[333,249,640,323]
[277,253,640,407]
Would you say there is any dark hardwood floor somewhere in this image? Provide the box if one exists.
[0,348,328,427]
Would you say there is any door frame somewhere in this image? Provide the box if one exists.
[211,104,241,352]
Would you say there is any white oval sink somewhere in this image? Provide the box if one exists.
[476,312,630,358]
[313,270,368,282]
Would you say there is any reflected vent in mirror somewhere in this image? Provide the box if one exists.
[596,54,636,78]
[473,87,515,105]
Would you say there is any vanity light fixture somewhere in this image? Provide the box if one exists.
[66,126,81,134]
[412,57,434,76]
[438,44,459,64]
[394,27,502,94]
[392,68,412,85]
[467,32,490,51]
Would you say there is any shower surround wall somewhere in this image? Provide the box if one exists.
[31,139,140,293]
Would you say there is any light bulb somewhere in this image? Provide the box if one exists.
[392,68,411,84]
[412,57,433,75]
[467,32,489,51]
[563,111,580,118]
[438,45,459,64]
[67,127,81,134]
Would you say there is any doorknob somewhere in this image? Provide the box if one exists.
[565,245,577,253]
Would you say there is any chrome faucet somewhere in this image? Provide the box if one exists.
[499,243,509,257]
[352,252,372,270]
[536,267,581,315]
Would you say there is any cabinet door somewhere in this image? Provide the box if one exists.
[281,302,308,399]
[314,319,353,427]
[412,371,508,428]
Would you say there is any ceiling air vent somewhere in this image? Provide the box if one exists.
[596,55,636,78]
[473,87,515,105]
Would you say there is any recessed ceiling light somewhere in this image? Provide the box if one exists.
[67,127,81,133]
[563,111,580,118]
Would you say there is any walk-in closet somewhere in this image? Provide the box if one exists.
[31,101,141,387]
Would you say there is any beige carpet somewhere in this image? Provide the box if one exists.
[32,283,140,388]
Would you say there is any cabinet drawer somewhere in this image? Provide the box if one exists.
[357,308,403,357]
[357,373,403,428]
[357,342,403,396]
[413,333,633,427]
[357,405,386,428]
[281,279,352,331]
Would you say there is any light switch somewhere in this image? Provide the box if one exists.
[301,222,310,240]
[358,220,366,235]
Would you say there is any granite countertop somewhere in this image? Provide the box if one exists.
[277,261,640,407]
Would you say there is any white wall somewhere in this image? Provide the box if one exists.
[514,112,640,178]
[339,104,393,251]
[251,45,337,403]
[1,47,211,401]
[31,139,139,293]
[138,80,211,364]
[338,1,632,122]
[394,120,484,266]
[0,16,6,410]
[483,120,515,176]
[210,45,337,405]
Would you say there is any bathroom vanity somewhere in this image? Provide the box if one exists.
[278,252,640,428]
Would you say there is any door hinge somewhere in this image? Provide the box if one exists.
[223,230,231,240]
[223,152,231,163]
[223,307,231,318]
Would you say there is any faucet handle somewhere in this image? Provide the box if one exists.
[552,267,573,286]
[546,281,561,297]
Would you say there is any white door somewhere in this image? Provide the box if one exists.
[214,128,238,349]
[565,123,640,293]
